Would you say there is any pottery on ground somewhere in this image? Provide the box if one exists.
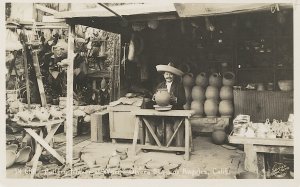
[204,99,218,117]
[205,86,219,99]
[195,72,208,88]
[155,88,171,106]
[191,85,205,101]
[191,100,204,116]
[222,72,235,86]
[219,100,233,117]
[212,126,227,145]
[220,86,233,100]
[209,73,222,88]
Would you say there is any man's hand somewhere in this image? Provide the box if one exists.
[170,95,177,103]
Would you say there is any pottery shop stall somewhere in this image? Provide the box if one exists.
[5,19,74,178]
[54,3,294,164]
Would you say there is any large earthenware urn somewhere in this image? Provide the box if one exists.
[155,88,171,106]
[222,72,235,86]
[219,100,233,117]
[195,72,208,88]
[205,86,219,99]
[212,126,226,145]
[183,73,194,87]
[209,73,222,88]
[204,99,218,117]
[191,86,205,101]
[191,100,204,116]
[220,86,233,100]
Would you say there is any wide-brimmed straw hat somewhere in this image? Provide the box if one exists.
[156,62,184,76]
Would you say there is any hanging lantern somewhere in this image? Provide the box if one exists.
[148,20,159,30]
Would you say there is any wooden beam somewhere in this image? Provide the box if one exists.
[21,30,31,110]
[66,23,75,166]
[35,4,58,15]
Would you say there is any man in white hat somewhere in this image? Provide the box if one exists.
[145,62,186,154]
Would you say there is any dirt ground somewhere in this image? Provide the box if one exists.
[6,133,246,179]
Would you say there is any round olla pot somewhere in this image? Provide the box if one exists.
[220,86,233,100]
[222,72,235,86]
[204,99,218,117]
[195,72,208,88]
[209,73,222,88]
[191,100,204,116]
[212,126,227,145]
[219,100,233,117]
[191,86,205,101]
[155,88,171,106]
[205,86,219,100]
[183,73,194,88]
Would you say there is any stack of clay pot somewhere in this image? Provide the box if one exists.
[182,73,194,110]
[190,72,207,116]
[219,72,235,117]
[204,72,222,117]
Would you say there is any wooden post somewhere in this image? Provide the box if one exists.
[21,33,31,109]
[244,144,258,173]
[66,23,75,166]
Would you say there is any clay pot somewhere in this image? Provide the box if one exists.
[195,72,208,88]
[204,99,218,117]
[155,88,171,106]
[184,87,192,103]
[183,103,191,110]
[191,86,205,101]
[191,100,204,116]
[257,83,265,91]
[6,150,17,168]
[209,73,222,88]
[205,86,219,99]
[212,126,227,145]
[183,73,194,87]
[219,100,233,117]
[220,86,233,100]
[222,72,235,86]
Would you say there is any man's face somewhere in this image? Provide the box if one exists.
[164,72,174,83]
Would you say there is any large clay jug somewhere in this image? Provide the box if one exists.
[205,86,219,99]
[183,103,191,110]
[219,100,233,117]
[191,100,204,116]
[220,86,233,100]
[155,88,170,106]
[184,87,192,103]
[191,86,205,101]
[195,72,208,88]
[204,99,218,117]
[209,73,222,88]
[222,72,235,86]
[212,126,226,145]
[183,73,194,88]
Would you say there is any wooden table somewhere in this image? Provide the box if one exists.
[131,109,195,160]
[228,134,294,178]
[17,119,65,178]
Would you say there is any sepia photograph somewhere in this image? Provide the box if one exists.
[3,2,296,181]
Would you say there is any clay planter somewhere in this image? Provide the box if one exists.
[155,88,171,106]
[212,126,227,145]
[220,86,233,100]
[222,72,235,86]
[183,73,194,88]
[191,100,204,117]
[184,87,192,103]
[195,72,208,88]
[204,99,218,117]
[219,100,233,117]
[209,73,222,88]
[205,86,219,100]
[191,86,205,101]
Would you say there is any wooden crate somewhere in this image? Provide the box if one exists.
[189,117,230,132]
[233,90,293,122]
[90,110,110,143]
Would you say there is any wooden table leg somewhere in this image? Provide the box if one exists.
[244,144,258,173]
[132,116,140,157]
[189,120,194,152]
[257,152,266,179]
[29,130,43,178]
[184,118,190,161]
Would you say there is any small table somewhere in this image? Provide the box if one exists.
[17,119,65,178]
[131,109,195,160]
[228,134,294,179]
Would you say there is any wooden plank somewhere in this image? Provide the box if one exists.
[184,118,190,161]
[139,145,185,152]
[25,128,65,164]
[228,135,294,146]
[29,130,43,178]
[166,119,183,147]
[32,50,47,106]
[21,33,31,110]
[132,109,195,117]
[254,145,294,154]
[244,144,257,173]
[66,23,75,165]
[257,153,266,179]
[90,111,109,143]
[142,118,162,147]
[35,4,58,15]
